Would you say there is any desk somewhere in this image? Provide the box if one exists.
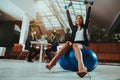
[31,40,48,62]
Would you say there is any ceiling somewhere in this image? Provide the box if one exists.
[0,0,120,33]
[108,12,120,34]
[0,10,17,21]
[0,10,22,27]
[90,0,120,31]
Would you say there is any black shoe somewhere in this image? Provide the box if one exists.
[77,72,87,78]
[27,59,33,62]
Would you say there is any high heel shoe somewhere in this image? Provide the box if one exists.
[45,63,56,70]
[77,71,87,78]
[46,64,52,70]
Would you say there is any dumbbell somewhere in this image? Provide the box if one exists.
[84,0,94,5]
[64,2,72,9]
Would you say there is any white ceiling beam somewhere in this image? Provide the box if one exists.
[0,0,24,20]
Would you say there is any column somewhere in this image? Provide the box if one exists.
[19,14,30,47]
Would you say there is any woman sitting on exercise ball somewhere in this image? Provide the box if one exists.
[46,1,92,78]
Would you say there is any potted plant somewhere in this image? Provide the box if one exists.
[62,28,72,42]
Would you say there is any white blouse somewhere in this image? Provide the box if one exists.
[74,28,89,41]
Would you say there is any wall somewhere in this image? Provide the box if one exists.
[88,43,120,63]
[0,21,14,47]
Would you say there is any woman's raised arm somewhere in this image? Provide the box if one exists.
[66,9,74,30]
[85,3,92,28]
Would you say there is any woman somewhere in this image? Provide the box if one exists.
[45,2,91,78]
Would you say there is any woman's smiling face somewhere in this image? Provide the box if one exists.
[75,15,83,26]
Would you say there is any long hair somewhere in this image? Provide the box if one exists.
[75,15,84,27]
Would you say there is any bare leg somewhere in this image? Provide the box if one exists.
[72,43,87,77]
[46,41,72,70]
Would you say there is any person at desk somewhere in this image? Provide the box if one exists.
[45,32,59,62]
[25,30,40,62]
[38,35,48,46]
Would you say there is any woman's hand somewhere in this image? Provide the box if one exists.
[66,41,72,46]
[86,1,91,7]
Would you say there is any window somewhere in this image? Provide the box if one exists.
[35,0,86,31]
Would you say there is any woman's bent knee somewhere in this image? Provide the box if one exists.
[65,41,72,47]
[72,43,77,47]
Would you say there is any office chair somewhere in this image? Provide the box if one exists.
[13,44,29,60]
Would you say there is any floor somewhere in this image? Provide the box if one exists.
[0,59,120,80]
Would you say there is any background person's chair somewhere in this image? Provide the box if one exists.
[17,50,29,60]
[13,44,29,60]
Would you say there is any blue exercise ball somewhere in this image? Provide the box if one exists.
[58,54,72,70]
[58,49,98,72]
[58,50,77,71]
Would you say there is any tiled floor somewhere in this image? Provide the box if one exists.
[0,59,120,80]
